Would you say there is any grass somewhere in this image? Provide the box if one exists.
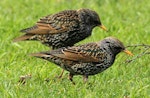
[0,0,150,97]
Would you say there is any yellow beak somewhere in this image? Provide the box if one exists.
[123,50,133,56]
[100,25,108,31]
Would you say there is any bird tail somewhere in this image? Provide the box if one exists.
[20,25,38,33]
[20,25,49,34]
[13,34,34,42]
[30,52,51,59]
[13,25,38,42]
[30,52,65,69]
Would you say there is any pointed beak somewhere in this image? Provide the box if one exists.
[99,25,108,31]
[123,49,133,56]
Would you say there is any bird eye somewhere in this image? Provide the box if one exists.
[115,47,122,50]
[94,18,100,24]
[105,41,110,43]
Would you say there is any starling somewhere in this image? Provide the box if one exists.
[31,37,133,84]
[13,8,107,78]
[13,8,107,49]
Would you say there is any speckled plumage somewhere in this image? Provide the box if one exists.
[13,8,107,79]
[31,37,133,84]
[13,8,107,49]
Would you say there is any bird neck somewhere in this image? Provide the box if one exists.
[100,44,117,65]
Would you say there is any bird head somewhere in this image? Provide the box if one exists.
[100,37,133,56]
[78,8,107,31]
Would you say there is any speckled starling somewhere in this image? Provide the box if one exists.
[31,37,133,84]
[14,8,107,78]
[13,8,107,49]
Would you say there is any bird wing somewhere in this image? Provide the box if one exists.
[50,43,106,63]
[21,10,80,34]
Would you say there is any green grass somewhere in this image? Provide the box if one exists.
[0,0,150,97]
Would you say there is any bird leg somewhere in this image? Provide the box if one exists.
[69,73,75,85]
[83,75,88,83]
[58,69,64,78]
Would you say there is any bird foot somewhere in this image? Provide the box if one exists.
[54,69,65,79]
[69,73,75,85]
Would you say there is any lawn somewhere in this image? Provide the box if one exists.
[0,0,150,97]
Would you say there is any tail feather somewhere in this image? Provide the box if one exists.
[13,34,34,42]
[30,52,51,58]
[20,25,38,33]
[20,25,49,34]
[30,52,63,68]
